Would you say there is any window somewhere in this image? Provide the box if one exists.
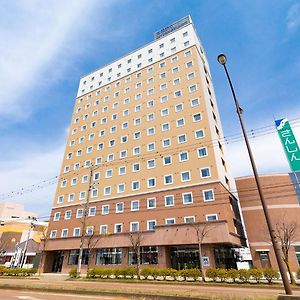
[121,135,128,143]
[178,134,187,144]
[96,248,122,265]
[172,66,179,73]
[147,178,156,188]
[132,181,140,190]
[203,189,215,202]
[147,77,154,84]
[147,198,156,209]
[79,191,86,200]
[94,172,100,181]
[53,212,60,221]
[161,108,169,116]
[132,163,140,172]
[147,88,154,95]
[182,192,193,204]
[160,83,167,90]
[82,175,89,183]
[147,113,155,121]
[76,209,83,218]
[147,159,155,169]
[123,109,129,116]
[104,186,111,195]
[122,122,128,129]
[61,229,68,238]
[174,90,181,98]
[193,113,202,122]
[162,138,171,148]
[173,78,180,85]
[116,202,124,213]
[165,218,175,225]
[206,214,218,221]
[175,103,183,112]
[163,156,172,165]
[183,31,188,37]
[171,55,178,62]
[187,72,195,80]
[132,140,143,153]
[200,167,211,178]
[160,95,168,103]
[184,216,195,223]
[147,100,154,107]
[147,220,156,230]
[73,227,81,237]
[176,118,185,127]
[186,61,193,68]
[130,222,139,232]
[102,205,109,215]
[191,98,200,107]
[134,131,141,139]
[100,225,108,235]
[110,126,117,134]
[120,150,127,158]
[181,171,191,182]
[162,123,170,131]
[89,206,96,216]
[109,140,115,147]
[129,246,158,265]
[68,193,74,202]
[198,147,208,157]
[119,166,126,175]
[50,230,57,239]
[159,62,166,68]
[165,195,174,207]
[160,72,166,79]
[131,200,139,211]
[106,169,113,178]
[195,129,205,139]
[134,118,141,126]
[179,151,189,162]
[147,127,155,135]
[86,226,94,236]
[61,180,67,188]
[114,224,122,233]
[164,174,173,185]
[185,50,192,57]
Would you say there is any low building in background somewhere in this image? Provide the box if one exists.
[236,172,300,271]
[0,203,48,269]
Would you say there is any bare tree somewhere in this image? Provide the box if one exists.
[129,231,143,279]
[38,226,49,275]
[84,229,103,273]
[273,215,298,284]
[190,222,215,282]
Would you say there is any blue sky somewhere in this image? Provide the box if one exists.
[0,0,299,217]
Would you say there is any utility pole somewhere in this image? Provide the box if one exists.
[77,165,95,275]
[20,216,37,268]
[217,54,292,295]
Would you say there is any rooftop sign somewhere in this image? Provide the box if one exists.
[154,16,191,40]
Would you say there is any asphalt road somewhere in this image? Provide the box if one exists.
[0,289,132,300]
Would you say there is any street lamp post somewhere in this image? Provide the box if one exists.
[217,53,292,295]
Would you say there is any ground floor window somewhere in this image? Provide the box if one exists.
[68,249,89,265]
[129,246,158,265]
[170,246,199,270]
[295,246,300,265]
[95,248,122,265]
[214,247,237,269]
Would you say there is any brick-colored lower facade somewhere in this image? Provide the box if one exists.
[236,173,300,272]
[44,182,245,273]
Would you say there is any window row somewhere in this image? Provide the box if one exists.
[55,188,215,213]
[50,213,218,238]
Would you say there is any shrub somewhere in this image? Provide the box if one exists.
[297,269,300,280]
[178,269,189,281]
[263,268,279,284]
[166,268,178,280]
[217,268,228,282]
[158,268,170,280]
[206,268,218,281]
[227,269,239,282]
[140,266,152,279]
[150,267,160,280]
[69,268,78,278]
[124,266,137,278]
[186,268,202,281]
[238,269,250,283]
[87,268,96,278]
[249,268,263,283]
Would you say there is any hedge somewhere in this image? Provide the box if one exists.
[0,267,37,276]
[297,269,300,280]
[84,266,280,284]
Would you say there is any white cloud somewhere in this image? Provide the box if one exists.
[0,0,97,120]
[0,143,64,217]
[287,3,300,31]
[226,125,300,178]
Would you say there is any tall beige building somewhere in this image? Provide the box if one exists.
[44,16,246,273]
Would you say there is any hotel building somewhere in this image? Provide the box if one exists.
[43,16,246,273]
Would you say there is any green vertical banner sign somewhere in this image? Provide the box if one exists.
[275,118,300,172]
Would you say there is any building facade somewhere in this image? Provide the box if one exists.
[44,16,246,273]
[236,172,300,271]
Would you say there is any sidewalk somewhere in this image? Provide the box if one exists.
[0,276,300,299]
